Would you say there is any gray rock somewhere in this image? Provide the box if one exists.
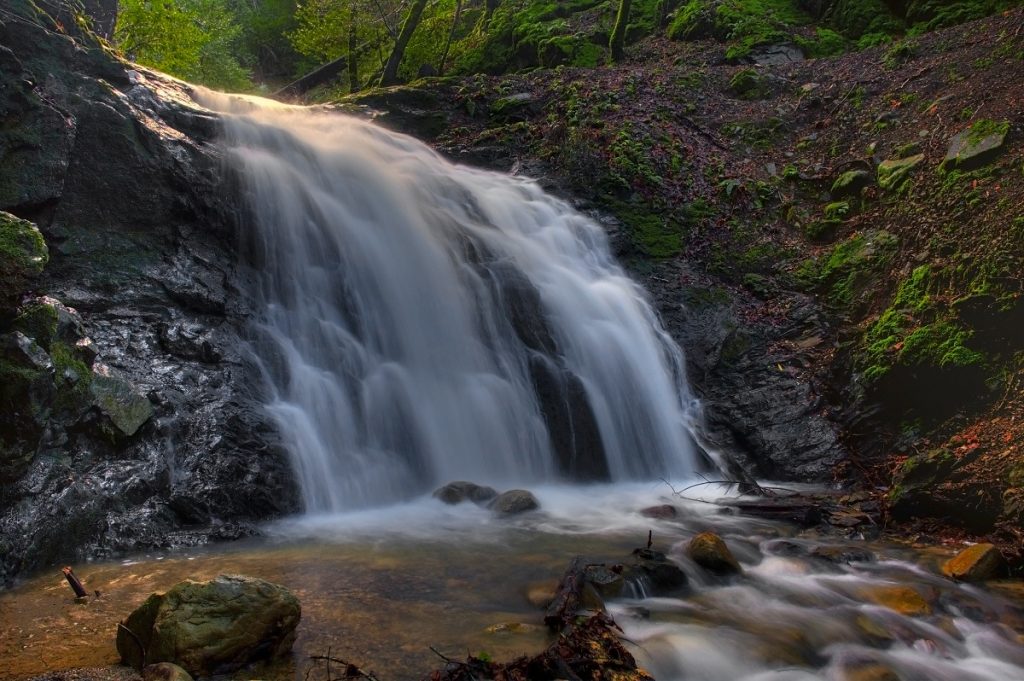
[116,575,301,677]
[490,489,540,514]
[89,370,154,437]
[944,121,1009,170]
[433,481,498,505]
[625,548,687,592]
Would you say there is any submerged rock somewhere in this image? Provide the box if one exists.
[626,548,688,592]
[433,480,498,505]
[942,543,1006,582]
[861,585,932,616]
[490,489,540,514]
[640,504,679,519]
[117,575,300,677]
[687,531,742,575]
[810,544,876,564]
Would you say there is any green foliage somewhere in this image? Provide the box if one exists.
[728,68,767,99]
[906,0,1019,32]
[797,230,897,307]
[667,0,811,59]
[824,201,850,219]
[795,27,848,57]
[882,38,918,68]
[116,0,251,89]
[828,0,904,39]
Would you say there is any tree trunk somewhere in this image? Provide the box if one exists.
[483,0,500,30]
[438,0,463,75]
[348,7,360,93]
[379,0,429,86]
[609,0,632,62]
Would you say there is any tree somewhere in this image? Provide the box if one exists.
[609,0,631,62]
[379,0,428,86]
[437,0,461,75]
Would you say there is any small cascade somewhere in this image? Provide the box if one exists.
[197,90,702,512]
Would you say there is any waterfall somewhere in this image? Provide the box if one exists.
[196,90,701,512]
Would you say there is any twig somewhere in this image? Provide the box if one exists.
[117,623,146,672]
[899,66,931,89]
[309,655,381,681]
[428,646,455,664]
[676,114,729,151]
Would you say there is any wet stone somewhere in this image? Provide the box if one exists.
[941,543,1006,582]
[490,489,539,515]
[433,481,498,505]
[687,532,742,575]
[639,504,678,519]
[810,545,877,564]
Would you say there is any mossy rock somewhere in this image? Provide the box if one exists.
[0,332,54,480]
[877,153,924,190]
[861,585,932,616]
[831,169,873,198]
[687,531,742,574]
[942,120,1009,171]
[90,371,153,437]
[116,575,301,677]
[0,211,48,312]
[729,68,769,100]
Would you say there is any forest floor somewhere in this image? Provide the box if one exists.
[339,8,1024,568]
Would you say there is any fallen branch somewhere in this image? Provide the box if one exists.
[62,566,88,598]
[117,623,146,672]
[309,654,381,681]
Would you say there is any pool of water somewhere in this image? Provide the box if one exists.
[1,483,1022,681]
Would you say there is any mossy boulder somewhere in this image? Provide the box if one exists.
[0,211,48,312]
[943,120,1009,171]
[687,531,742,574]
[877,153,924,190]
[490,489,540,514]
[729,68,769,100]
[831,169,873,198]
[116,575,301,677]
[941,543,1006,582]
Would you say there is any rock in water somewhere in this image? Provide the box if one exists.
[432,481,498,505]
[116,575,300,676]
[942,543,1006,582]
[687,532,742,575]
[490,489,540,514]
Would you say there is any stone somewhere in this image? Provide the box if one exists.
[116,575,301,677]
[90,370,154,437]
[142,663,193,681]
[639,504,678,519]
[687,532,742,575]
[626,548,688,592]
[810,545,876,564]
[839,662,901,681]
[862,585,931,616]
[943,121,1009,171]
[432,481,498,505]
[941,543,1006,582]
[877,154,924,191]
[490,93,540,122]
[0,211,48,311]
[831,169,873,198]
[584,564,625,598]
[490,489,540,514]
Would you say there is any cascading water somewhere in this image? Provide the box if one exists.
[195,91,701,512]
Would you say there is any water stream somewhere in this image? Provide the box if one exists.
[1,486,1022,680]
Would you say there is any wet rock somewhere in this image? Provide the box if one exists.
[862,585,932,616]
[433,480,498,505]
[746,43,805,65]
[584,564,625,598]
[90,370,154,437]
[839,662,901,681]
[943,121,1008,171]
[727,497,824,526]
[687,532,742,575]
[640,504,678,519]
[116,575,301,677]
[0,211,48,311]
[490,93,541,122]
[485,622,545,635]
[626,548,688,592]
[143,663,193,681]
[877,153,924,190]
[810,545,876,564]
[889,448,1000,532]
[342,87,449,140]
[490,489,540,514]
[941,543,1006,582]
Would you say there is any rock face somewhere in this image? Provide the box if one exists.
[117,575,301,677]
[0,0,298,583]
[687,531,742,575]
[941,543,1006,582]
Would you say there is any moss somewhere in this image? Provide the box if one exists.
[0,211,49,309]
[728,68,767,99]
[877,153,924,191]
[49,341,93,415]
[798,230,897,307]
[966,118,1010,145]
[607,200,684,258]
[828,0,904,39]
[668,0,811,59]
[13,302,59,346]
[795,27,848,57]
[824,201,850,219]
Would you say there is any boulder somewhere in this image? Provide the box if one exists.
[941,543,1006,582]
[810,545,876,564]
[90,370,154,437]
[861,585,931,616]
[584,564,625,598]
[142,663,193,681]
[831,169,873,198]
[625,548,687,592]
[639,504,678,519]
[943,121,1009,171]
[687,531,742,575]
[116,575,301,677]
[432,481,498,505]
[490,489,540,514]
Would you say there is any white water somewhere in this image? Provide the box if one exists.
[194,91,700,512]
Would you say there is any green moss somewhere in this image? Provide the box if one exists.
[49,341,93,415]
[966,118,1010,145]
[798,230,897,307]
[828,0,904,39]
[824,201,850,219]
[728,68,767,99]
[883,38,917,68]
[668,0,811,59]
[0,211,49,308]
[795,27,849,57]
[878,153,924,191]
[13,302,59,346]
[607,200,684,258]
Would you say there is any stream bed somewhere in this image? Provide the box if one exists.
[1,484,1022,681]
